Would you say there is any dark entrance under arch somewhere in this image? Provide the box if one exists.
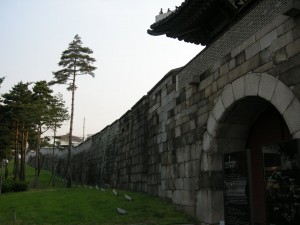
[247,105,291,225]
[219,97,300,225]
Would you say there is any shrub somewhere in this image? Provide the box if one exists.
[1,178,28,193]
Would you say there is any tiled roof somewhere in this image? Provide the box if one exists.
[147,0,259,45]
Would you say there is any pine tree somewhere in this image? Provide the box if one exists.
[48,93,69,186]
[51,34,97,187]
[2,82,33,180]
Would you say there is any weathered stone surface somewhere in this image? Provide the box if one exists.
[30,2,300,224]
[206,113,218,137]
[283,97,300,135]
[260,29,277,50]
[258,73,277,100]
[271,30,294,52]
[196,190,224,224]
[232,75,245,100]
[271,80,295,114]
[212,99,225,121]
[244,73,260,96]
[221,84,234,109]
[245,41,261,60]
[286,38,300,59]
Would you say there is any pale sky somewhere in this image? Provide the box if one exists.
[0,0,203,138]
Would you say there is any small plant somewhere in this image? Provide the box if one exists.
[1,178,28,193]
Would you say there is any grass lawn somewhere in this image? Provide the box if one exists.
[0,163,195,225]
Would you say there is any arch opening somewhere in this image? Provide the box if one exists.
[213,96,299,225]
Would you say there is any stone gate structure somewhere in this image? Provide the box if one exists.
[32,0,300,224]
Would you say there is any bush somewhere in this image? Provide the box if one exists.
[1,178,28,193]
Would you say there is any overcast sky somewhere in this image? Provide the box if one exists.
[0,0,203,138]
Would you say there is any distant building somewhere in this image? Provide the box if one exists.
[52,133,84,148]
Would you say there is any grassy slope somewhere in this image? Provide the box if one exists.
[0,163,195,225]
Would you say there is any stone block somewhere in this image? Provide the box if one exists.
[172,190,181,205]
[231,35,255,58]
[199,74,214,91]
[293,24,300,39]
[178,163,185,178]
[183,177,198,191]
[277,17,296,37]
[201,153,223,172]
[294,130,300,138]
[271,80,294,114]
[183,146,191,162]
[283,97,300,135]
[161,179,166,190]
[274,54,300,75]
[182,205,196,217]
[280,65,300,86]
[184,162,190,178]
[217,76,229,89]
[258,73,278,101]
[190,143,201,160]
[260,46,272,64]
[228,58,236,71]
[207,113,218,137]
[175,126,181,137]
[190,160,200,177]
[213,68,220,80]
[273,47,287,65]
[271,30,294,52]
[220,63,229,76]
[181,190,195,206]
[175,178,184,190]
[204,85,212,98]
[232,76,245,101]
[245,41,261,60]
[166,190,173,199]
[235,51,246,66]
[286,38,300,59]
[176,148,185,163]
[255,17,277,41]
[260,29,277,51]
[254,61,274,73]
[189,119,196,131]
[212,99,225,121]
[196,189,224,224]
[203,131,218,153]
[221,84,234,109]
[244,73,260,96]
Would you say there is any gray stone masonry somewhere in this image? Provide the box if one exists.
[32,1,300,224]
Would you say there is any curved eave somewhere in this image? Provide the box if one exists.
[148,0,259,45]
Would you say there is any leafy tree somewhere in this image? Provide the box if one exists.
[31,80,59,186]
[1,82,33,181]
[51,34,97,187]
[48,93,69,186]
[0,77,4,88]
[1,80,69,186]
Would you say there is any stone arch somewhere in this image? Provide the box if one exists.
[203,72,300,153]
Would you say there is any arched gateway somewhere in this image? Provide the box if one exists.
[33,1,300,225]
[203,73,300,225]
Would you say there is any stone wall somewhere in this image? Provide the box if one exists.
[32,0,300,223]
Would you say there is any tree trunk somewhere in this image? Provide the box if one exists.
[13,122,19,181]
[66,70,76,188]
[49,125,57,187]
[19,123,27,181]
[23,128,28,181]
[34,126,41,187]
[0,161,3,195]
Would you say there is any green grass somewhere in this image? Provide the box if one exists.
[0,163,195,225]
